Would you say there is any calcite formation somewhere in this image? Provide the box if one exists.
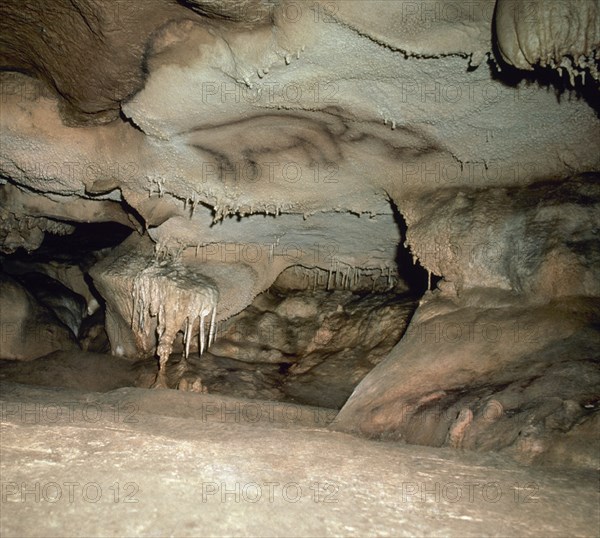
[131,257,218,385]
[495,0,600,84]
[0,0,598,459]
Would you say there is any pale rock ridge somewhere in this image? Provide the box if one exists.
[495,0,600,84]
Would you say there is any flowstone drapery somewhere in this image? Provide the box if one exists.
[131,259,218,387]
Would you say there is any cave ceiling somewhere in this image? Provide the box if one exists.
[0,0,599,366]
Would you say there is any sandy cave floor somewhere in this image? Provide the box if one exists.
[1,378,599,537]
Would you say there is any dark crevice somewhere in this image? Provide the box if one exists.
[3,221,133,263]
[488,22,600,119]
[389,199,442,295]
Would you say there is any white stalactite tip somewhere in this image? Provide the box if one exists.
[131,260,219,362]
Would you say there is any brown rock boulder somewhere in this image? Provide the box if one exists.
[0,274,78,360]
[332,290,600,468]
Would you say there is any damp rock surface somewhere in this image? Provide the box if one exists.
[0,351,144,393]
[0,274,78,361]
[0,285,418,409]
[0,4,599,530]
[159,288,418,408]
[333,290,600,470]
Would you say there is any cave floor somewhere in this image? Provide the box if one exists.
[1,381,598,537]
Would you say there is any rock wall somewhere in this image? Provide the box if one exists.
[0,0,598,465]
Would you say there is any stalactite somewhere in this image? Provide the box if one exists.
[131,259,219,376]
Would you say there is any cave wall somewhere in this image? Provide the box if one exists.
[0,0,598,462]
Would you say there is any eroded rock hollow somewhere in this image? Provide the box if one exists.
[1,2,599,532]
